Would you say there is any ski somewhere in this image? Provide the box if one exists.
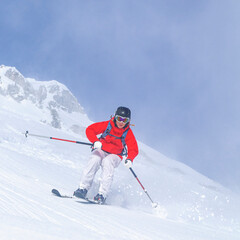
[77,198,108,205]
[51,188,107,205]
[76,199,100,205]
[51,188,73,198]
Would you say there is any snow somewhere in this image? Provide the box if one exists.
[0,66,240,240]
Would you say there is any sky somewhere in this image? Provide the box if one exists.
[1,0,240,192]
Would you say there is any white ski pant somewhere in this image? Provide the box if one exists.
[79,149,121,197]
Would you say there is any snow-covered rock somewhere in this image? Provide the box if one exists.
[0,65,91,133]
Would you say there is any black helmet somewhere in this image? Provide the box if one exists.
[115,106,131,119]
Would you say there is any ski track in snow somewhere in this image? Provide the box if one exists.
[1,124,240,240]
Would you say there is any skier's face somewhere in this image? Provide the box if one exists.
[116,119,127,129]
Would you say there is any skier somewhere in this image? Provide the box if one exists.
[73,106,139,204]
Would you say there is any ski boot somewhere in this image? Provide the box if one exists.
[94,193,106,204]
[73,188,87,199]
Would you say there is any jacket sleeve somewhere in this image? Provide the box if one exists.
[125,129,139,161]
[85,121,109,143]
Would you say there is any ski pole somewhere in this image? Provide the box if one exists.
[24,131,92,146]
[129,167,158,208]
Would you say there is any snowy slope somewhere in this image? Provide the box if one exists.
[0,66,240,240]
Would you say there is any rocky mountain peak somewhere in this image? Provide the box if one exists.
[0,65,88,130]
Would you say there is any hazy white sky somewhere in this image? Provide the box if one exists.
[1,0,240,192]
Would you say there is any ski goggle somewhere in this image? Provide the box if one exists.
[115,115,130,124]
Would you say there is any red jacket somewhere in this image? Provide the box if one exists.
[86,118,139,161]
